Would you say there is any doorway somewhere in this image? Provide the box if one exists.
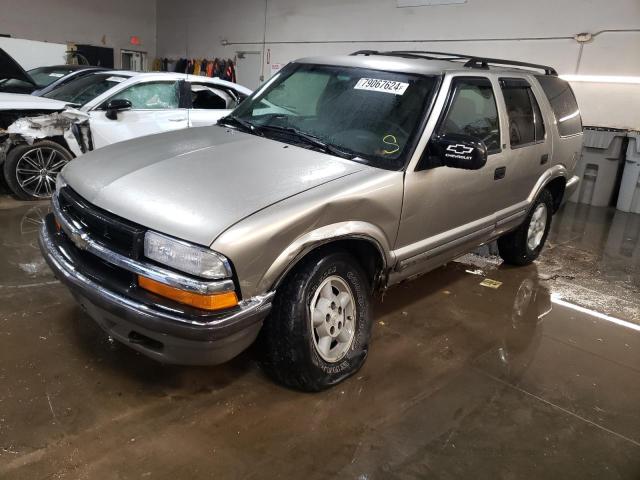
[121,49,147,71]
[235,51,262,90]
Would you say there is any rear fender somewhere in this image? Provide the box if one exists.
[528,164,569,206]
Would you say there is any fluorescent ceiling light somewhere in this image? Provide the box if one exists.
[397,0,466,6]
[560,74,640,85]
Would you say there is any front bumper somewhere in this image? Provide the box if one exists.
[39,215,273,365]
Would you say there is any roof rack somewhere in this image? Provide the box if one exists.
[351,50,558,76]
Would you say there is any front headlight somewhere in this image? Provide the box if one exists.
[144,231,232,279]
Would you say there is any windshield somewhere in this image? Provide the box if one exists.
[43,73,129,106]
[27,66,77,87]
[230,63,439,169]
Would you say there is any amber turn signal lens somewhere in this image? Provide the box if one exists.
[137,276,238,311]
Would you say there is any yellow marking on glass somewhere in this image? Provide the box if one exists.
[382,134,400,155]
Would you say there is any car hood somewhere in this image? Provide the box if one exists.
[0,92,68,111]
[0,48,35,86]
[61,126,368,246]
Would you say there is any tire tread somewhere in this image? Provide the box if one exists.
[259,249,371,391]
[498,189,553,266]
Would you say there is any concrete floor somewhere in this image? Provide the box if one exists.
[0,197,639,479]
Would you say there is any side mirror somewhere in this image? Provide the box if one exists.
[104,99,132,120]
[419,133,488,171]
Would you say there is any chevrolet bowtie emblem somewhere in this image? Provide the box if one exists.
[446,144,474,155]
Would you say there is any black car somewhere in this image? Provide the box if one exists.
[0,48,105,95]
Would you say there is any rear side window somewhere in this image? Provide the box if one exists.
[190,84,230,109]
[499,78,545,148]
[535,76,582,137]
[438,77,501,154]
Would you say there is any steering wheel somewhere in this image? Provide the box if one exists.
[481,129,500,148]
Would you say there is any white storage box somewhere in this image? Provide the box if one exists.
[570,128,627,207]
[616,131,640,214]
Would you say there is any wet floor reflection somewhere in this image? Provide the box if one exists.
[550,202,640,271]
[540,202,640,323]
[0,202,53,286]
[0,198,638,478]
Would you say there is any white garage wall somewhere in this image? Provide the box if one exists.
[0,0,157,69]
[156,0,640,129]
[0,37,67,70]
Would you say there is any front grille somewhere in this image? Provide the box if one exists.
[45,214,236,322]
[58,187,146,259]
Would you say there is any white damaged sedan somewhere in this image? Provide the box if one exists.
[0,71,251,199]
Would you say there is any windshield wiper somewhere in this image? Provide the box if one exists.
[218,115,264,136]
[259,125,358,160]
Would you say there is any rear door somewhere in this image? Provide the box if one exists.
[88,79,188,149]
[492,77,550,217]
[534,75,583,175]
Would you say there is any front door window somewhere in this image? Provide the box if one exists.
[438,77,501,153]
[108,81,179,110]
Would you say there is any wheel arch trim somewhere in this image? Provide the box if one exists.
[257,221,395,294]
[528,165,569,206]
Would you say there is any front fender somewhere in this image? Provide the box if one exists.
[212,168,404,299]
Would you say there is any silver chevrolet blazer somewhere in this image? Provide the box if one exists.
[39,51,583,391]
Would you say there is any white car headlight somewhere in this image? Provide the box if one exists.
[144,231,232,280]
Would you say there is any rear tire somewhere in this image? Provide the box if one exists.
[259,249,373,392]
[4,141,72,200]
[498,189,553,266]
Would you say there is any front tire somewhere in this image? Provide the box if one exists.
[259,250,373,391]
[498,189,553,266]
[4,141,73,200]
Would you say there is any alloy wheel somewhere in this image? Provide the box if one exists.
[15,147,68,198]
[310,275,357,363]
[526,203,548,251]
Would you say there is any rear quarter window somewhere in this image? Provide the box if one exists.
[535,76,582,137]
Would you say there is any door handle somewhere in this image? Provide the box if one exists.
[494,166,506,180]
[540,153,549,165]
[168,117,187,122]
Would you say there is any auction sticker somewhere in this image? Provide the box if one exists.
[354,78,409,95]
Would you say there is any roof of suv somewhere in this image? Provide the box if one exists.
[297,51,558,78]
